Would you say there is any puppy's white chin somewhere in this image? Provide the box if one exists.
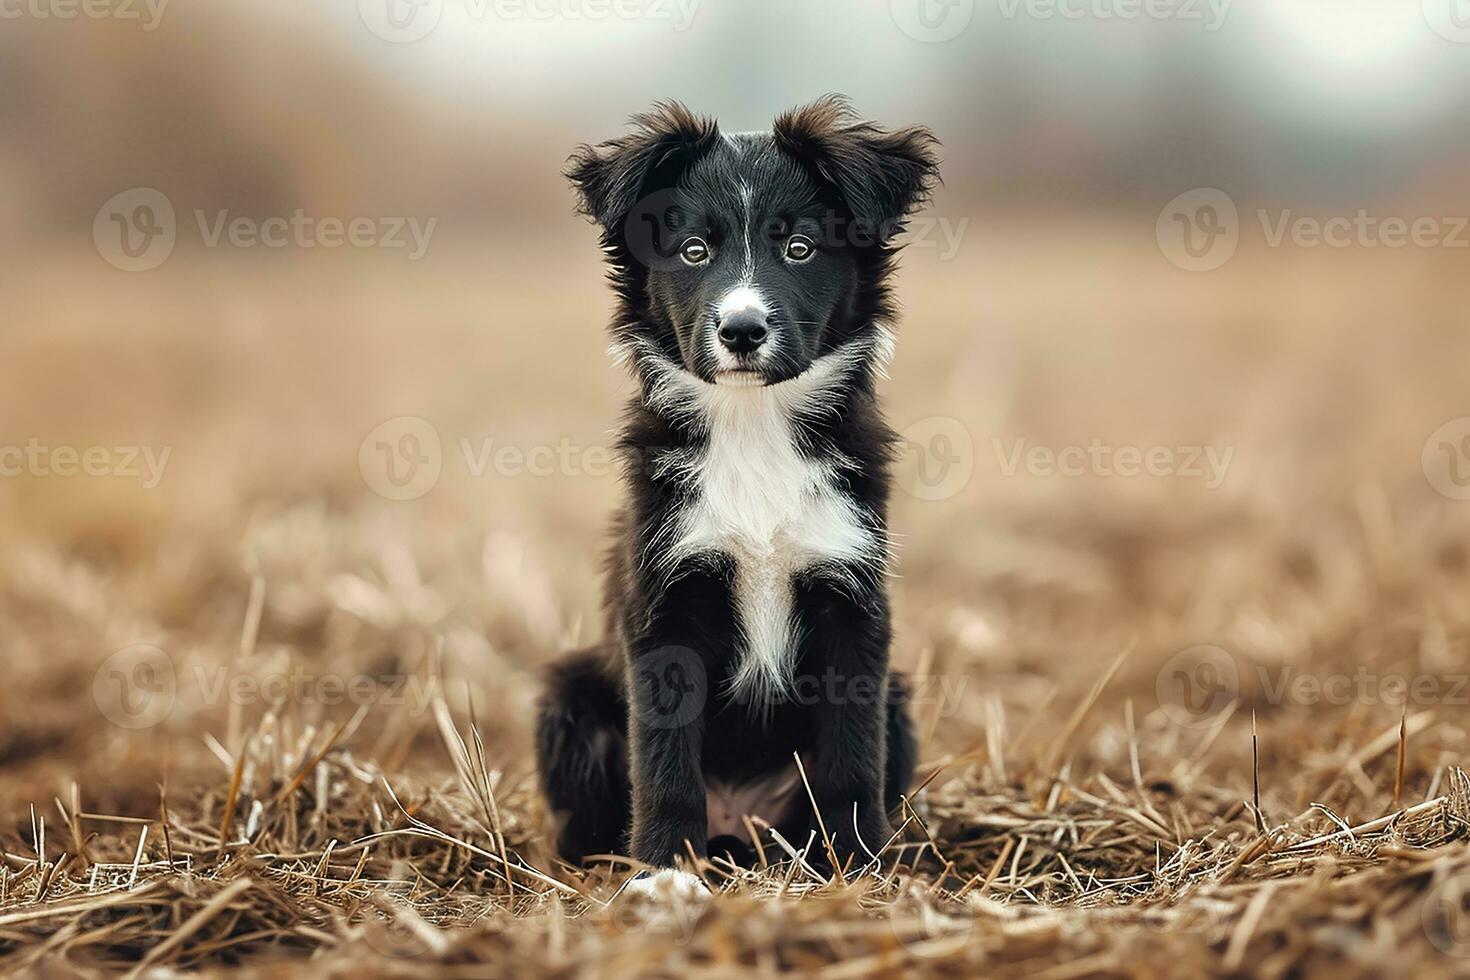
[713,370,767,388]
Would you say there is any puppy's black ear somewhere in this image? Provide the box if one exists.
[567,101,720,228]
[773,94,940,243]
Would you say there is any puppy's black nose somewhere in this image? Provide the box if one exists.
[717,311,768,355]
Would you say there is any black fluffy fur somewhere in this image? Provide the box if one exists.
[537,96,939,871]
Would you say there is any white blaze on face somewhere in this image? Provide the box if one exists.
[739,180,756,280]
[709,177,773,375]
[716,285,768,320]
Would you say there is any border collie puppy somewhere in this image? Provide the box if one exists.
[536,96,939,897]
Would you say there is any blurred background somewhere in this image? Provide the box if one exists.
[2,0,1470,826]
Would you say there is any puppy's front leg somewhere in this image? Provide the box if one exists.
[626,640,708,869]
[799,581,894,866]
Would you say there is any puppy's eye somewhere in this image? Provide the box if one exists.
[679,237,710,266]
[784,235,816,263]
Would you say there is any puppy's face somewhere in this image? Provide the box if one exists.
[639,141,860,387]
[569,97,938,388]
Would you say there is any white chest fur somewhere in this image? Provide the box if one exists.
[659,383,882,705]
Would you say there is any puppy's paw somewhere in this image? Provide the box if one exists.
[620,868,711,903]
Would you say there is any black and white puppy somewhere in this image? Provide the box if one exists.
[536,96,939,897]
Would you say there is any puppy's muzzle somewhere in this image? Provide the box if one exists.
[717,310,768,356]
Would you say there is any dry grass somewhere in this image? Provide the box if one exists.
[4,230,1470,976]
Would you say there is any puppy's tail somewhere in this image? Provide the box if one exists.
[534,646,631,862]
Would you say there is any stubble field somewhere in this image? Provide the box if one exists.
[3,226,1470,977]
